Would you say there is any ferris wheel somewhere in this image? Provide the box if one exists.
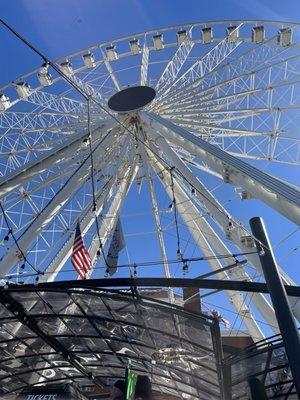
[0,20,299,343]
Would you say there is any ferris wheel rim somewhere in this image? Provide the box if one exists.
[0,18,299,93]
[0,18,299,343]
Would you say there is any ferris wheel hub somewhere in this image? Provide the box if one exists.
[108,85,156,113]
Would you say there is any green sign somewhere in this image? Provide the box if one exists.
[126,368,137,400]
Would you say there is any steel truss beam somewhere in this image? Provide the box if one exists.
[136,125,174,303]
[148,151,274,340]
[146,113,300,226]
[153,37,293,112]
[0,119,115,199]
[155,27,194,96]
[89,157,139,272]
[70,75,109,111]
[0,122,122,276]
[26,90,87,114]
[0,111,81,131]
[153,25,243,106]
[40,159,130,283]
[140,39,149,86]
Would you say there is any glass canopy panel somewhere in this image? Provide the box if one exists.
[0,286,222,399]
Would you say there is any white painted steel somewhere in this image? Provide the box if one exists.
[1,20,300,339]
[146,113,300,225]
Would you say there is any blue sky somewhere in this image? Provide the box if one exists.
[0,0,299,336]
[1,0,300,84]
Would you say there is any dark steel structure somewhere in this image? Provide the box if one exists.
[0,278,299,399]
[250,217,300,397]
[225,332,299,399]
[0,284,226,400]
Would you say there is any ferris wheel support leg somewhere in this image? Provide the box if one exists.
[145,113,300,321]
[41,171,126,282]
[0,119,116,199]
[146,113,300,226]
[137,131,175,303]
[0,126,121,277]
[42,136,132,282]
[149,153,265,341]
[88,161,139,276]
[250,217,300,397]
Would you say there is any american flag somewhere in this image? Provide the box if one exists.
[71,222,92,279]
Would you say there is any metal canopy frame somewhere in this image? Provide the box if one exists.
[0,283,226,400]
[9,277,300,296]
[225,332,299,399]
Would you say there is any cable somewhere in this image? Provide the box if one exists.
[86,98,108,267]
[1,251,258,282]
[0,18,270,279]
[169,167,182,259]
[0,202,39,273]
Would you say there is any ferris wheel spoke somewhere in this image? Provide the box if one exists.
[137,130,174,302]
[0,162,90,275]
[172,174,281,335]
[0,111,82,131]
[0,119,116,199]
[147,124,300,326]
[149,152,268,340]
[69,74,110,112]
[192,52,300,106]
[160,107,270,118]
[0,127,126,276]
[100,49,122,92]
[140,40,150,86]
[22,90,87,115]
[156,80,286,113]
[89,161,138,276]
[166,119,269,137]
[153,44,299,113]
[39,161,131,282]
[146,113,300,225]
[153,25,243,107]
[155,28,195,96]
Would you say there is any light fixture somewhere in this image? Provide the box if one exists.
[129,39,140,54]
[106,45,118,61]
[226,26,239,42]
[60,60,73,77]
[152,347,190,365]
[252,26,265,44]
[14,82,31,99]
[202,27,213,44]
[277,28,292,46]
[38,63,53,86]
[0,94,11,111]
[182,262,189,275]
[83,51,96,68]
[153,34,164,50]
[177,30,187,45]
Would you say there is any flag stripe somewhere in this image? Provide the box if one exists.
[71,222,92,279]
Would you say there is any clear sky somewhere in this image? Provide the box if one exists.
[0,0,299,337]
[1,0,300,84]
